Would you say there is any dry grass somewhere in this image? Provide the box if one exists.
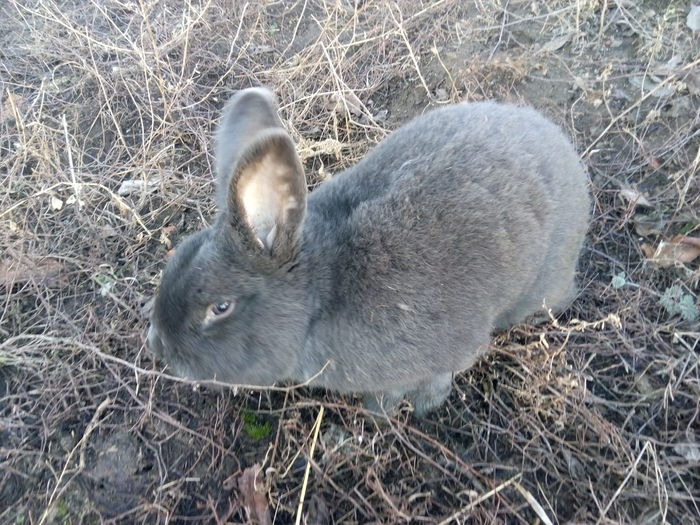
[1,0,699,523]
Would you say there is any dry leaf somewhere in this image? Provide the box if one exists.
[49,195,63,211]
[687,5,700,33]
[539,34,570,54]
[619,186,652,207]
[373,108,388,122]
[1,92,26,122]
[672,234,700,251]
[0,256,64,288]
[435,87,449,101]
[644,153,660,170]
[305,494,331,525]
[99,224,118,238]
[237,465,272,525]
[159,225,176,249]
[673,431,700,462]
[117,176,161,196]
[65,194,83,207]
[141,297,155,318]
[666,95,693,118]
[686,68,700,96]
[644,235,700,267]
[633,214,665,236]
[250,44,274,54]
[641,243,655,259]
[652,55,682,77]
[628,76,674,98]
[326,91,364,118]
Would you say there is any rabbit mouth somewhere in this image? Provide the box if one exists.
[146,324,189,378]
[146,324,218,382]
[146,325,194,380]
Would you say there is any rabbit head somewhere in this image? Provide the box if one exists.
[147,88,310,386]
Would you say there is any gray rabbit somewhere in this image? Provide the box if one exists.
[147,87,590,415]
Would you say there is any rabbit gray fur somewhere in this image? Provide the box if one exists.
[147,87,590,415]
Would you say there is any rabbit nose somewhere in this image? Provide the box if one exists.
[146,324,163,356]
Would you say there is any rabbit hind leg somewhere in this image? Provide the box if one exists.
[363,389,407,417]
[363,373,453,417]
[409,373,453,416]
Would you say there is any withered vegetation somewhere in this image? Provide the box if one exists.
[1,0,698,523]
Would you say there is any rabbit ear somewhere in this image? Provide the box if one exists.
[215,88,285,188]
[215,88,306,260]
[225,129,307,259]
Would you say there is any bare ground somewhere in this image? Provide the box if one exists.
[1,0,699,523]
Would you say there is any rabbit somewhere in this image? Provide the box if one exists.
[147,87,590,415]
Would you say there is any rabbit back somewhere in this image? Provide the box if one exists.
[298,102,590,392]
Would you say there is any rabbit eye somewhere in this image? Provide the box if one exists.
[213,302,231,315]
[204,300,235,324]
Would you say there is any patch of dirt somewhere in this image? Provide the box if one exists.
[80,430,149,514]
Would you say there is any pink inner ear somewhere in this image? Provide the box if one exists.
[238,153,299,250]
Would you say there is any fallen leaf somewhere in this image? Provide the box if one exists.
[237,465,272,525]
[140,297,155,318]
[641,243,656,259]
[665,95,693,118]
[633,213,665,236]
[686,68,700,96]
[99,224,118,238]
[159,227,174,249]
[250,44,274,54]
[652,55,683,77]
[373,108,388,122]
[1,92,26,122]
[611,271,627,289]
[50,195,63,211]
[674,441,700,462]
[687,5,700,33]
[65,194,84,207]
[628,76,674,98]
[117,176,161,196]
[305,494,331,525]
[644,235,700,267]
[619,186,652,207]
[645,155,660,170]
[0,255,64,288]
[539,34,570,54]
[326,91,364,118]
[435,87,449,101]
[671,234,700,249]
